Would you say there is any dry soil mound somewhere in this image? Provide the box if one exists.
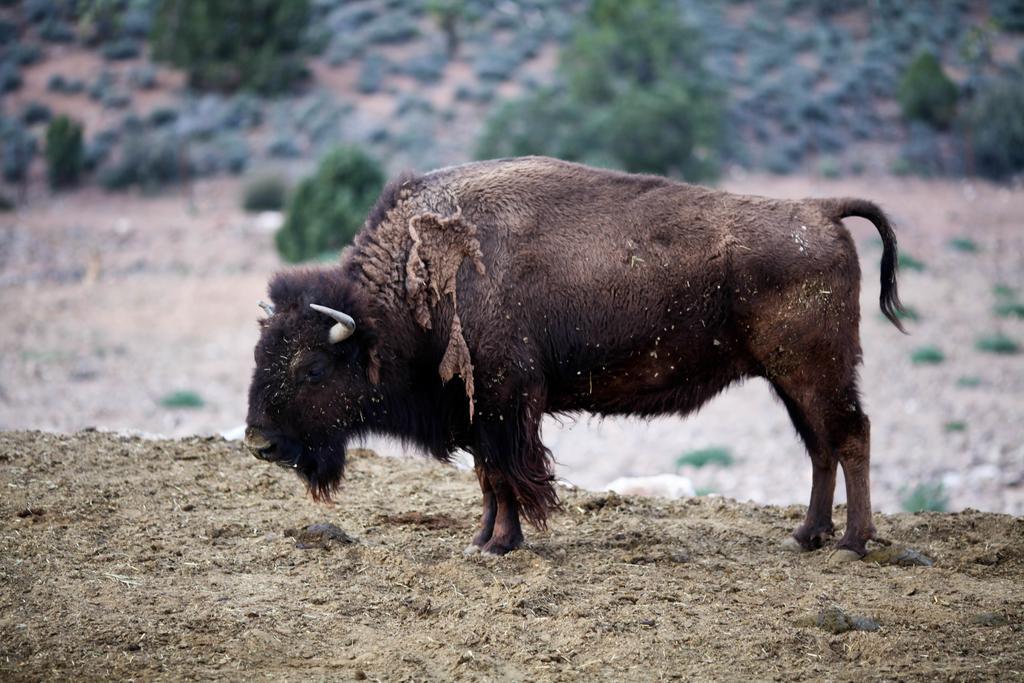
[1,431,1022,681]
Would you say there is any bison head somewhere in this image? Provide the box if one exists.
[243,269,380,501]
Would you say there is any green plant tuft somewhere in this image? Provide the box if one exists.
[956,376,982,388]
[900,482,949,513]
[910,346,945,365]
[676,447,733,469]
[943,421,967,433]
[994,301,1024,318]
[975,334,1020,355]
[898,253,926,272]
[947,237,979,253]
[160,390,205,409]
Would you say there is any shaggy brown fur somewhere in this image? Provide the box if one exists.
[245,156,904,557]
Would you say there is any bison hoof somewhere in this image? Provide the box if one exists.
[480,538,522,556]
[463,544,482,556]
[827,548,863,565]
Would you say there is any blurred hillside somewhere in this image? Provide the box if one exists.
[1,0,1023,204]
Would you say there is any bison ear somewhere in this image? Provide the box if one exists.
[310,304,356,344]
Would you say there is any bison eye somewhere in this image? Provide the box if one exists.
[306,364,328,384]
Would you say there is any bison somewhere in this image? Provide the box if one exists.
[244,156,905,559]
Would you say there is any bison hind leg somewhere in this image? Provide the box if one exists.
[772,370,875,557]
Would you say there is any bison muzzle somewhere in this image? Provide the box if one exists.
[244,156,905,559]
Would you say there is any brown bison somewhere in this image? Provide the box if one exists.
[244,156,904,559]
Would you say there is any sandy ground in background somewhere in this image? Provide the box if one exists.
[0,174,1022,515]
[1,431,1022,681]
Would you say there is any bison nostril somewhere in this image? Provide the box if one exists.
[255,443,276,460]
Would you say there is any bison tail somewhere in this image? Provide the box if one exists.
[823,198,908,334]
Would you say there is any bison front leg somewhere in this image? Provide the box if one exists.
[479,473,524,556]
[466,465,497,552]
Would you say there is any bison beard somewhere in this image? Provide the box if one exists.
[245,156,906,559]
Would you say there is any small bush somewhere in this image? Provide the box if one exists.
[242,175,288,212]
[898,52,958,129]
[0,62,22,94]
[128,64,158,90]
[39,19,75,43]
[1,117,36,182]
[21,101,52,125]
[102,38,141,61]
[357,54,388,94]
[151,0,312,95]
[900,482,949,512]
[275,147,385,262]
[160,390,204,409]
[45,115,84,189]
[98,132,181,191]
[910,346,944,365]
[975,333,1020,355]
[964,76,1024,181]
[267,137,302,158]
[943,421,967,433]
[147,106,178,126]
[0,192,14,211]
[947,237,979,253]
[955,376,981,388]
[47,74,85,94]
[675,447,734,469]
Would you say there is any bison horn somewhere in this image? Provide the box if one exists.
[309,304,356,343]
[258,300,275,316]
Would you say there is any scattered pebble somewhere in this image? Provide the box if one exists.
[863,546,934,567]
[285,523,356,549]
[969,612,1009,627]
[796,606,880,634]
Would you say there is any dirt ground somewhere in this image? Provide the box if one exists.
[1,430,1022,681]
[0,174,1022,515]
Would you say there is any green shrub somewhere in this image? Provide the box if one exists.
[160,390,204,409]
[151,0,311,94]
[476,0,723,181]
[98,131,180,191]
[955,376,981,388]
[963,76,1024,180]
[275,147,385,262]
[242,175,288,212]
[900,482,949,512]
[675,447,734,469]
[975,333,1020,355]
[898,52,958,129]
[45,115,84,189]
[943,420,967,433]
[910,346,944,365]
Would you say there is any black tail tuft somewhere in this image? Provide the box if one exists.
[823,198,907,334]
